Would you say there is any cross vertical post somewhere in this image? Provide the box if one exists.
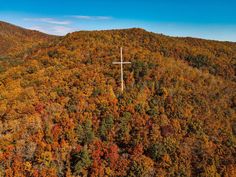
[113,47,131,92]
[120,47,124,91]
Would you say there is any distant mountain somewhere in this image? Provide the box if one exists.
[0,21,56,57]
[0,23,236,176]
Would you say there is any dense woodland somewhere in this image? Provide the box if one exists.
[0,21,56,57]
[0,22,236,177]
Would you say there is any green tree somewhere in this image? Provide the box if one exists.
[70,146,92,175]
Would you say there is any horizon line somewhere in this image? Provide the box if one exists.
[1,20,236,43]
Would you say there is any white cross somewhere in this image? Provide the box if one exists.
[112,47,131,92]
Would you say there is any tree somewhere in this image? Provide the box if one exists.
[70,146,92,176]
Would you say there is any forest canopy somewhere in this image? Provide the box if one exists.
[0,23,236,176]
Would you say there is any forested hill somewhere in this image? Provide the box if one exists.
[0,21,56,57]
[0,24,236,176]
[29,28,236,81]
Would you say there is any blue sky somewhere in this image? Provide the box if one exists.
[0,0,236,41]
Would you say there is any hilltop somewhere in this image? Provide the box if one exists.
[0,21,56,57]
[0,22,236,176]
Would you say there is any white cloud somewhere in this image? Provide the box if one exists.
[96,16,112,20]
[28,25,49,33]
[70,15,112,20]
[24,18,71,25]
[72,15,93,20]
[28,25,76,35]
[51,26,76,35]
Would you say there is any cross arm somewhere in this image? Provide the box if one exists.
[112,62,121,64]
[112,62,131,64]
